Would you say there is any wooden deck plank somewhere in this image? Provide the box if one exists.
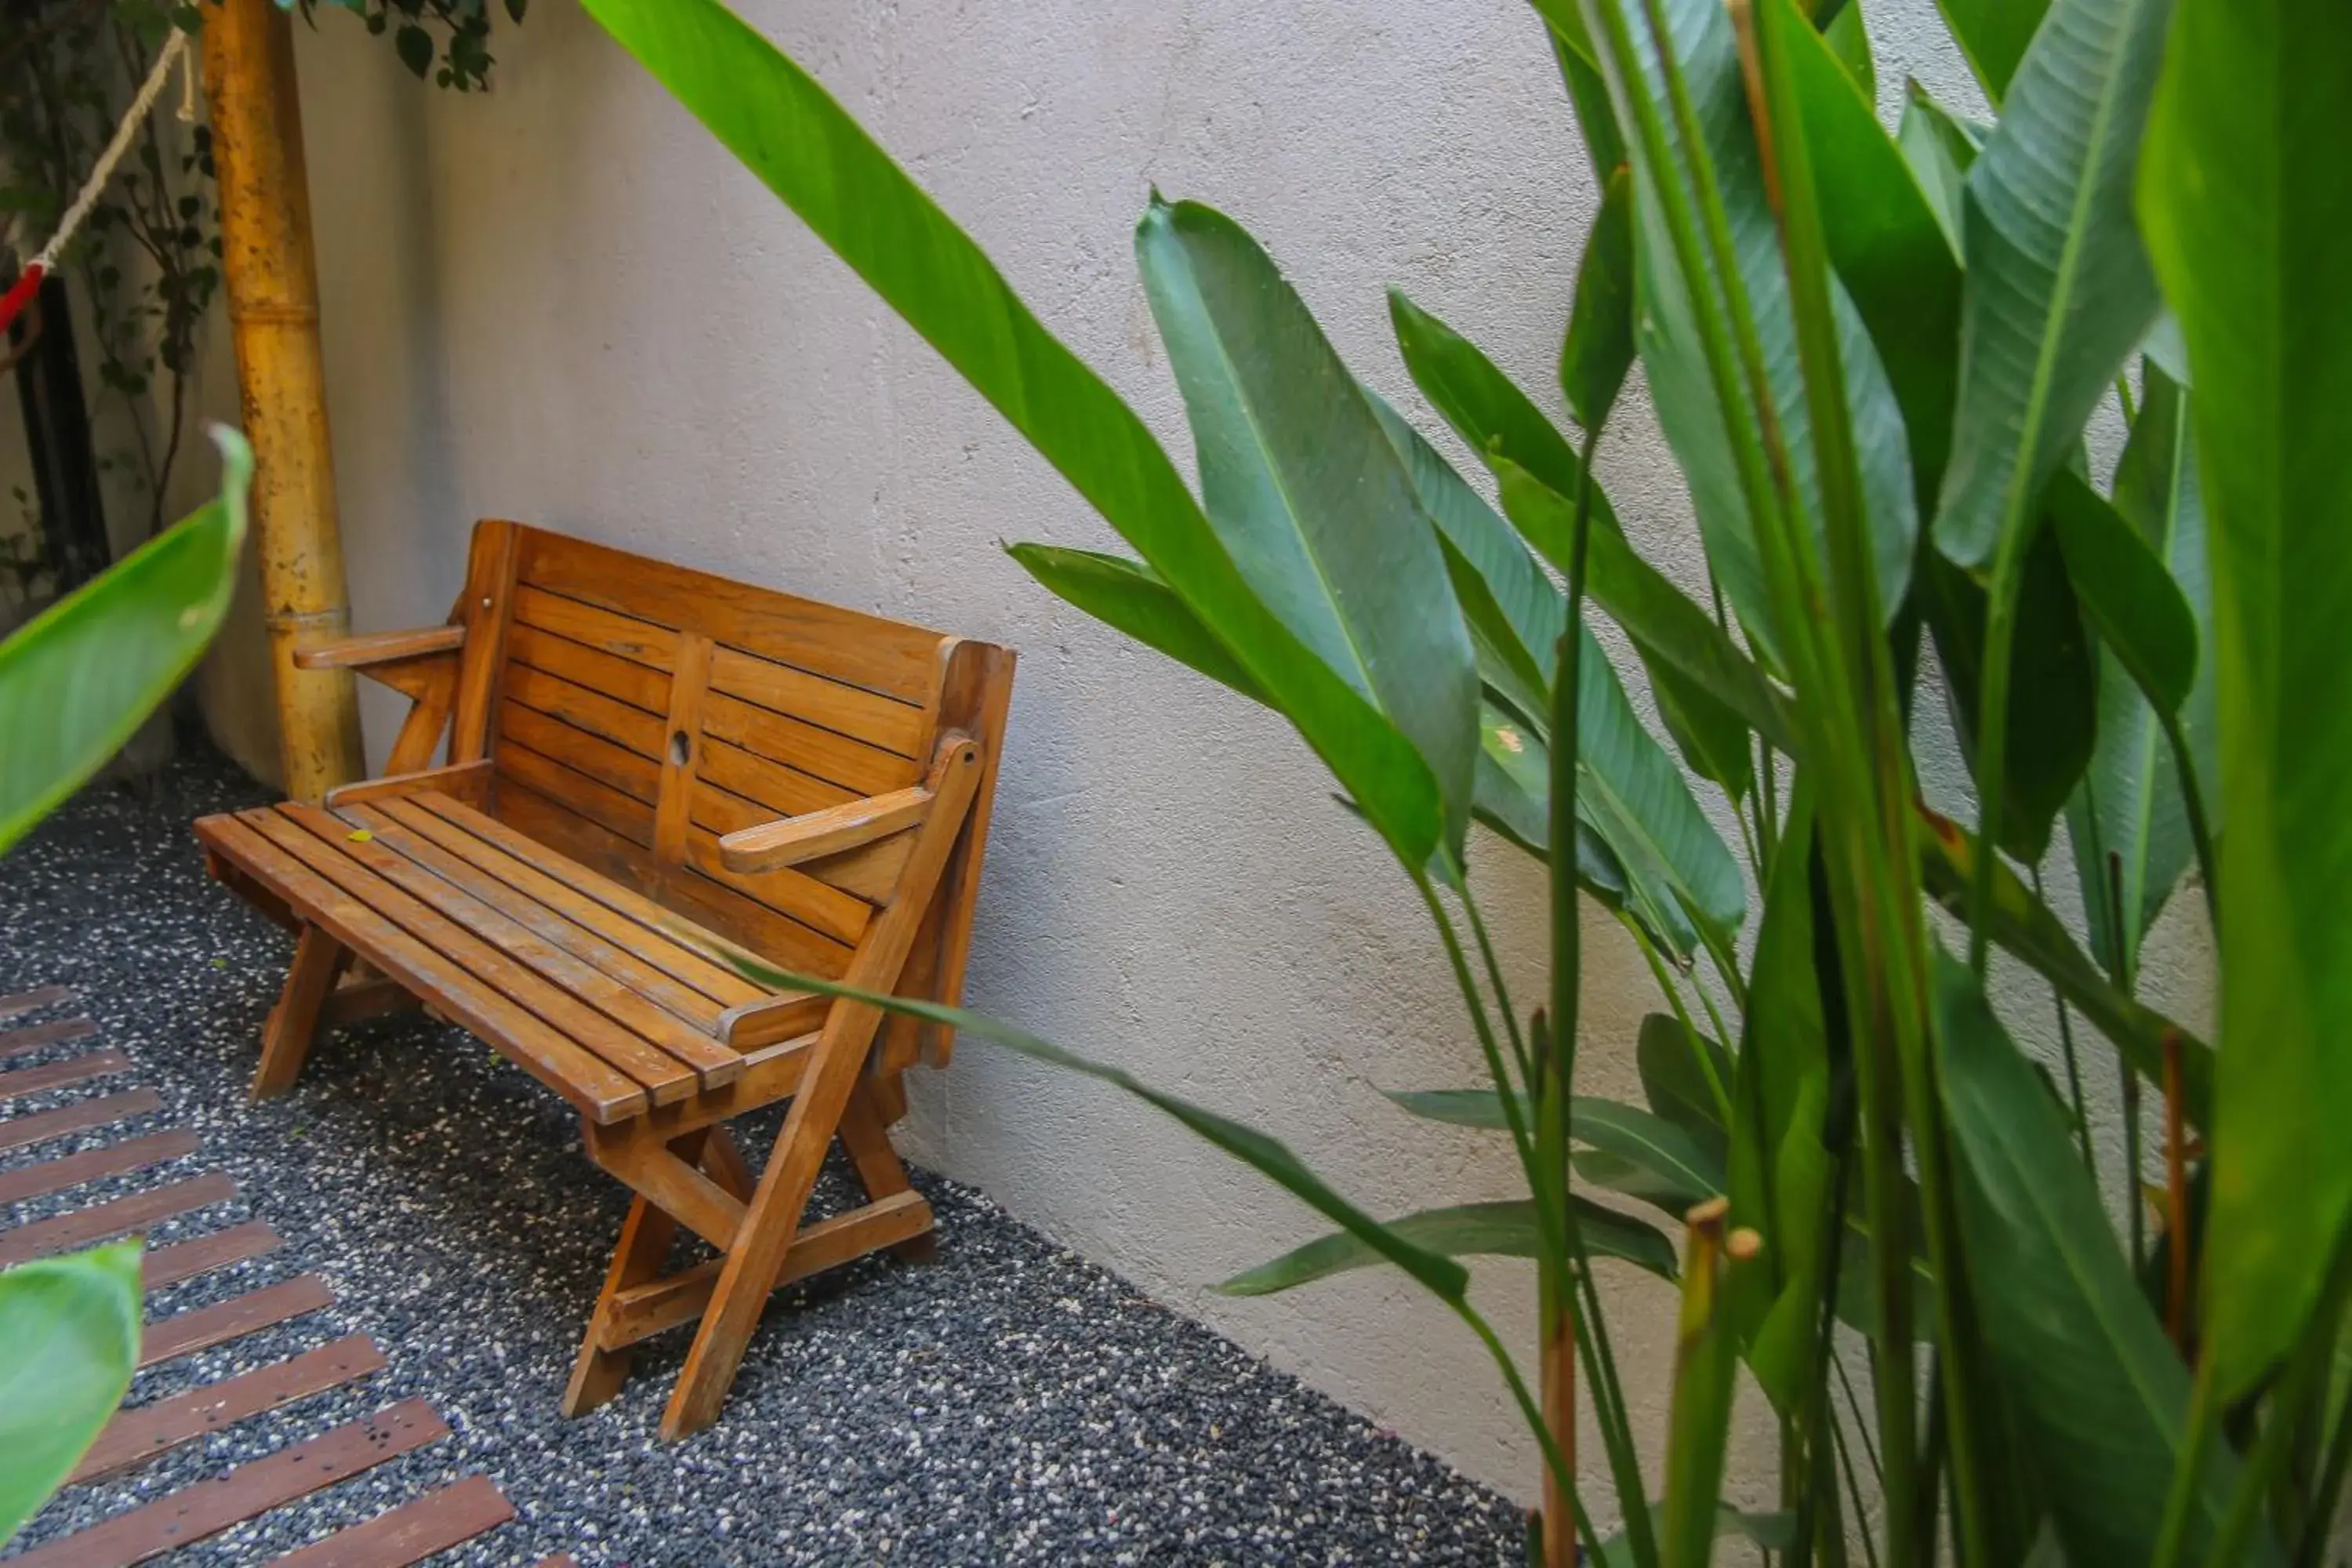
[0,1048,131,1104]
[0,1016,98,1061]
[267,1475,516,1567]
[376,795,760,1008]
[71,1334,388,1484]
[0,983,74,1021]
[9,1399,447,1568]
[141,1275,336,1369]
[0,1129,201,1206]
[0,1171,238,1266]
[0,1087,163,1156]
[141,1221,282,1292]
[198,813,647,1123]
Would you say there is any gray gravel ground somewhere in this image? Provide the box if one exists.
[0,750,1526,1566]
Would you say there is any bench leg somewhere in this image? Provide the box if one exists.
[564,1127,708,1417]
[839,1081,935,1264]
[253,924,350,1100]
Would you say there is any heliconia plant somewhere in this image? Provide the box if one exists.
[579,0,2352,1560]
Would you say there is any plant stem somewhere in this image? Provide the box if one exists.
[1456,1298,1607,1555]
[1623,913,1736,1127]
[1465,891,1537,1094]
[2207,1223,2352,1567]
[2152,1358,2219,1568]
[2031,862,2098,1187]
[2295,1376,2352,1568]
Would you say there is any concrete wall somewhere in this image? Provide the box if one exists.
[180,0,2203,1510]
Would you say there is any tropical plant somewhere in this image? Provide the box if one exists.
[0,425,249,1544]
[581,0,2350,1562]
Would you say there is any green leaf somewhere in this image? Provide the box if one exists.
[1218,1196,1676,1295]
[1473,699,1635,912]
[1385,1086,1529,1131]
[0,1241,142,1541]
[1138,198,1479,859]
[1788,16,1965,509]
[1896,82,1983,256]
[0,428,249,856]
[2045,469,2195,717]
[1006,546,1265,705]
[1936,949,2273,1566]
[1573,1095,1728,1214]
[1920,521,2097,860]
[1560,164,1637,434]
[1635,1011,1733,1159]
[2139,0,2352,1403]
[2060,369,2214,976]
[1821,0,1875,103]
[1489,459,1792,760]
[1594,1502,1794,1567]
[1572,622,1746,947]
[1931,0,2173,572]
[1916,802,2213,1128]
[717,956,1473,1304]
[1934,0,2052,103]
[1593,0,1918,671]
[1365,388,1563,705]
[580,0,1449,872]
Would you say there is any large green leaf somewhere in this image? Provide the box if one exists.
[1365,390,1561,703]
[1931,0,2174,572]
[1635,1011,1733,1161]
[1560,163,1637,435]
[1007,546,1265,704]
[1936,950,2271,1566]
[0,429,250,855]
[1935,0,2053,104]
[2057,371,2214,976]
[1138,198,1479,859]
[580,0,1447,871]
[2140,0,2352,1403]
[1917,802,2213,1129]
[1896,82,1984,256]
[1218,1197,1677,1296]
[0,1241,141,1541]
[1385,1087,1728,1209]
[1474,698,1635,912]
[1920,524,2098,861]
[1581,0,1918,670]
[1787,9,1965,511]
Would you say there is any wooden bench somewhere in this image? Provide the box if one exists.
[193,521,1014,1437]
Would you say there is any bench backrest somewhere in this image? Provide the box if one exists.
[445,521,1012,1022]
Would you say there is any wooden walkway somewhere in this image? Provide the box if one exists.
[0,985,568,1567]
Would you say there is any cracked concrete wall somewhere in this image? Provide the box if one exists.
[184,0,2207,1511]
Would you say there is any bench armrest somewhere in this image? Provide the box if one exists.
[718,785,933,875]
[292,625,465,671]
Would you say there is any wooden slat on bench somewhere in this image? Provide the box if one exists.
[0,983,74,1021]
[0,1129,201,1206]
[696,732,858,818]
[9,1399,447,1568]
[270,1474,516,1567]
[197,814,648,1123]
[491,780,855,978]
[143,1275,336,1368]
[709,643,928,760]
[343,804,732,1035]
[0,1171,238,1265]
[0,1048,130,1103]
[701,687,920,798]
[509,617,672,713]
[0,1016,97,1061]
[279,803,739,1089]
[71,1334,388,1483]
[515,529,943,704]
[377,795,761,1007]
[143,1221,283,1291]
[0,1087,162,1155]
[503,664,667,768]
[511,581,678,673]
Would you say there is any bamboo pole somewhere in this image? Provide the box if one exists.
[201,0,364,801]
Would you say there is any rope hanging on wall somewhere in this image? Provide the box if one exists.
[0,31,194,339]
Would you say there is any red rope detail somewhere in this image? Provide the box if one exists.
[0,263,45,338]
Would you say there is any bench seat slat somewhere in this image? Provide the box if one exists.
[251,806,704,1105]
[198,812,651,1122]
[390,795,765,1004]
[356,800,755,1024]
[285,803,742,1087]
